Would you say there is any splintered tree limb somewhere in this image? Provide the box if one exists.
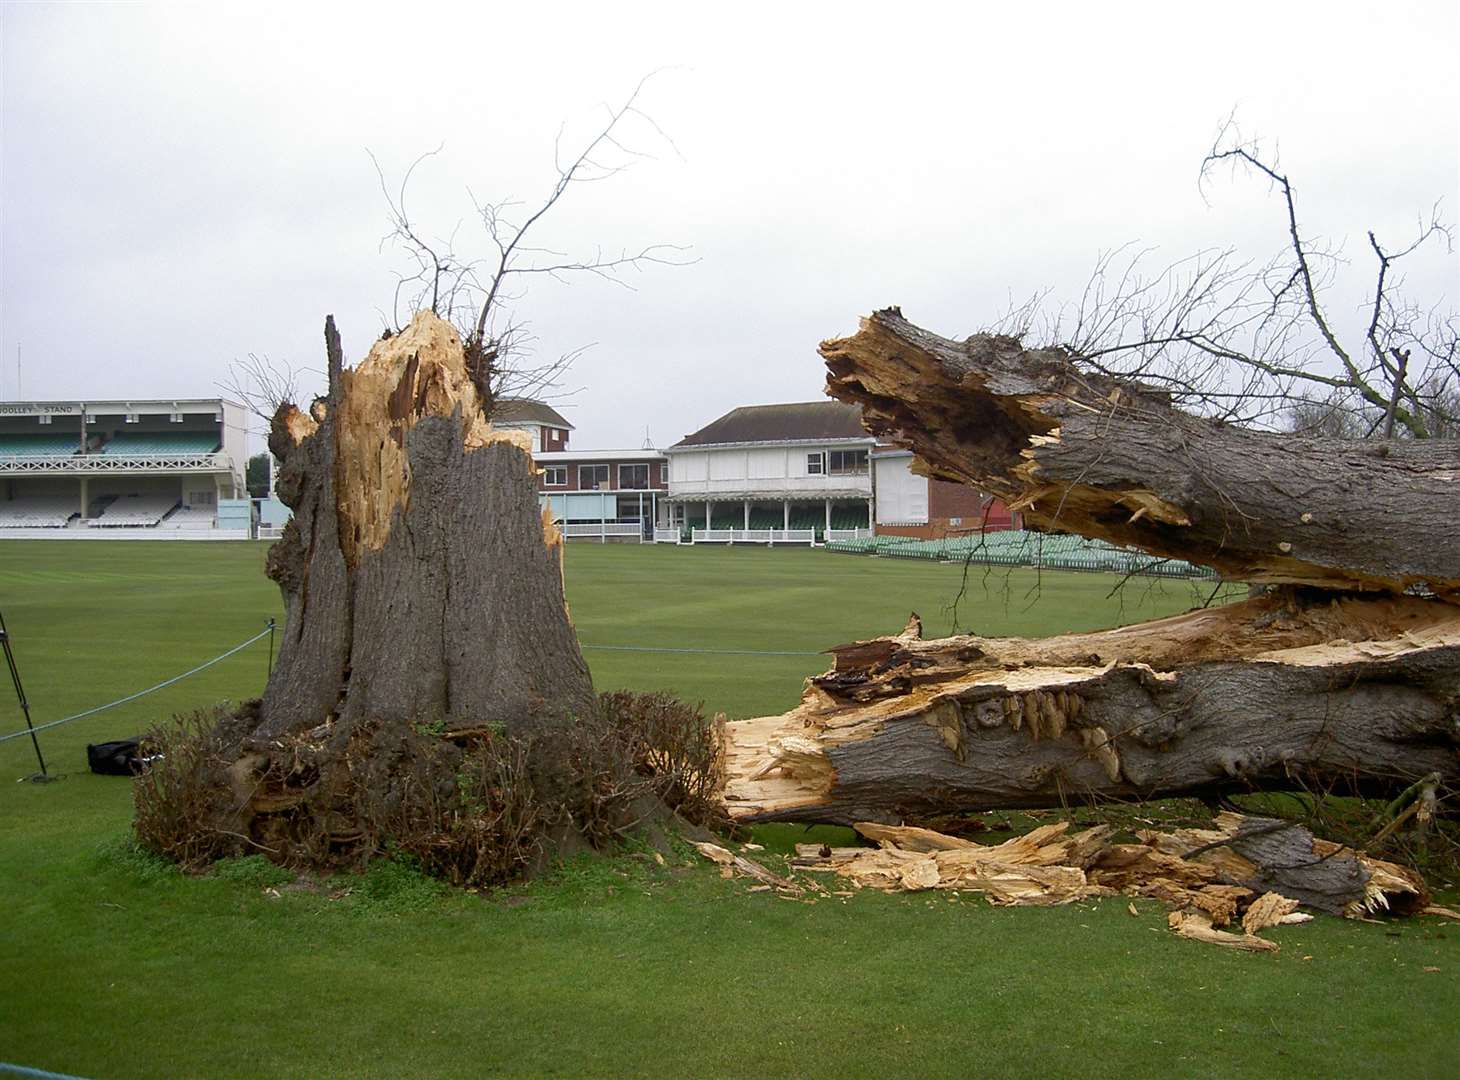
[819,309,1460,598]
[721,591,1460,824]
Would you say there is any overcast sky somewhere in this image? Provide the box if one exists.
[3,1,1456,452]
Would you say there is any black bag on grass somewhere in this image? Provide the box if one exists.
[87,737,146,776]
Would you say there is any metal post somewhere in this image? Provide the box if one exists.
[0,609,52,782]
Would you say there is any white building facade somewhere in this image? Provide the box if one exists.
[663,402,876,539]
[0,398,249,536]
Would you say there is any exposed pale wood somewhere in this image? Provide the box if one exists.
[1169,910,1280,953]
[819,309,1460,599]
[768,815,1431,949]
[1243,892,1301,935]
[693,842,800,891]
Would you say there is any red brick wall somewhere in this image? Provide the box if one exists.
[535,459,667,492]
[877,484,1018,540]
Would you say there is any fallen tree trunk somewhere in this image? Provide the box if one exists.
[723,581,1460,825]
[720,308,1459,828]
[819,309,1460,599]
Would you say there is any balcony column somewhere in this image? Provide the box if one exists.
[743,499,750,529]
[868,496,875,535]
[705,501,711,529]
[79,476,88,520]
[824,498,831,533]
[783,500,789,530]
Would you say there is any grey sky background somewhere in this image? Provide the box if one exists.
[2,1,1456,452]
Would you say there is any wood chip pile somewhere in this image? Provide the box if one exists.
[698,813,1450,952]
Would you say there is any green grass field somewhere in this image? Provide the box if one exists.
[1,541,1455,1079]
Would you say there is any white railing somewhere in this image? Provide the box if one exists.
[0,526,251,541]
[0,452,229,475]
[558,522,644,542]
[257,525,287,540]
[825,528,874,541]
[689,528,817,545]
[653,528,682,544]
[669,477,872,496]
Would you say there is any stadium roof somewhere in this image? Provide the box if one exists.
[493,398,573,429]
[670,401,868,448]
[0,398,241,418]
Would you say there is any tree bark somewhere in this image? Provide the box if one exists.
[722,593,1460,824]
[207,311,598,860]
[819,309,1460,599]
[259,310,594,746]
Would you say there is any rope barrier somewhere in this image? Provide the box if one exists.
[0,624,274,746]
[0,626,821,748]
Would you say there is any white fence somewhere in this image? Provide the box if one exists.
[825,528,873,542]
[653,528,682,544]
[688,528,817,546]
[558,522,644,542]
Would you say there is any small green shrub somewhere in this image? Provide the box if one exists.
[352,854,449,913]
[212,854,294,888]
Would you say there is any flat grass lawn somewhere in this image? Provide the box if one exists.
[1,540,1455,1079]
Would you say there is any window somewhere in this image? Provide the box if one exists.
[619,463,649,489]
[659,462,669,484]
[579,464,610,490]
[807,452,825,475]
[170,412,184,423]
[125,413,139,423]
[828,449,869,475]
[543,466,567,486]
[37,413,52,425]
[189,490,216,507]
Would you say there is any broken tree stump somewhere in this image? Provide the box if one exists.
[261,310,595,743]
[154,311,604,867]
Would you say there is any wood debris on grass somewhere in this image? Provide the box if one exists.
[696,813,1432,952]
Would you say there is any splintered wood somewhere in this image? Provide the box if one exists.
[331,310,533,566]
[701,813,1430,952]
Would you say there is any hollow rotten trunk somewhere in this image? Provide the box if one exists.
[722,310,1460,830]
[224,311,596,855]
